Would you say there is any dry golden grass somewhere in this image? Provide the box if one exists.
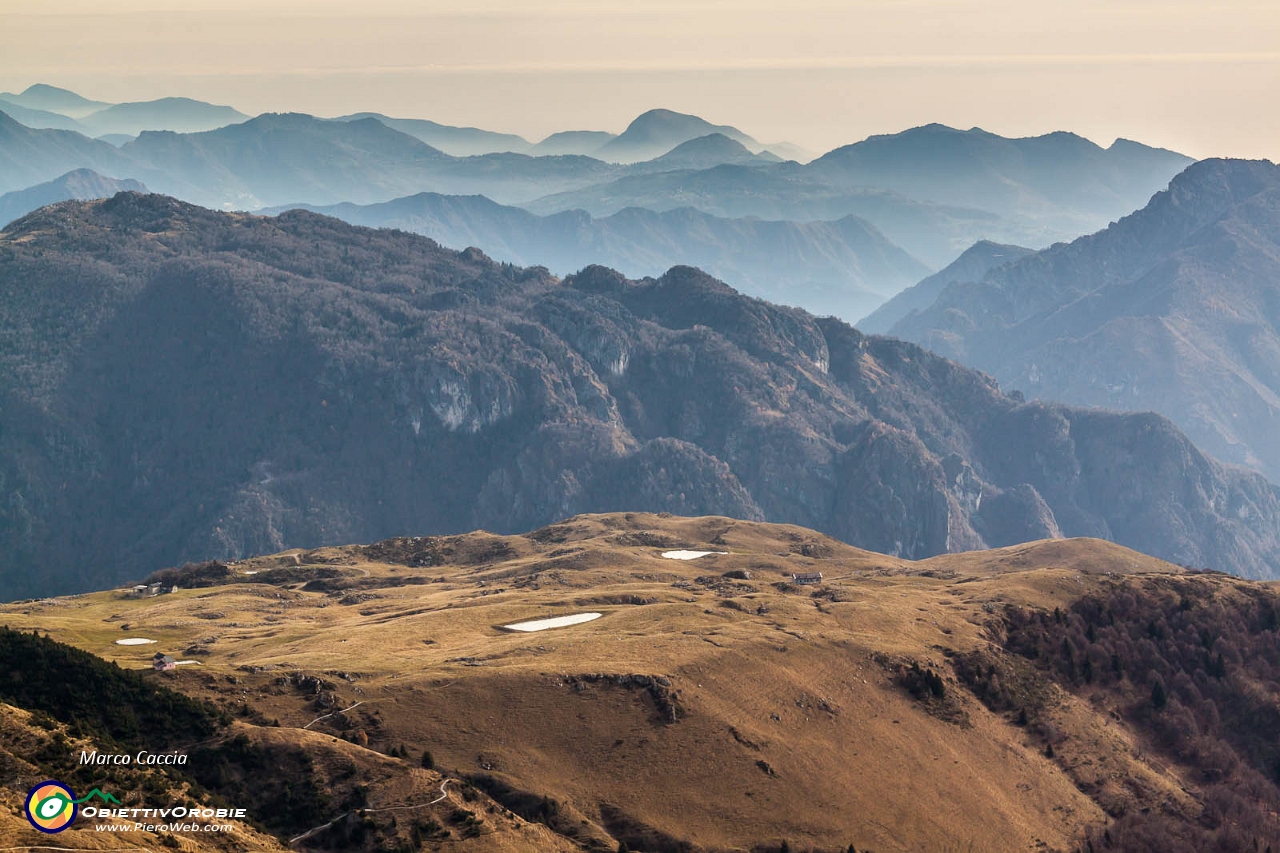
[0,513,1242,852]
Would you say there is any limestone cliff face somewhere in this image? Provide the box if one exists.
[2,193,1278,597]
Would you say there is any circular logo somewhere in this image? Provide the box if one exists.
[25,781,77,833]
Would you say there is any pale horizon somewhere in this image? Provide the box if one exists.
[2,0,1279,160]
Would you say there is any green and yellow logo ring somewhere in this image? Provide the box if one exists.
[24,780,77,833]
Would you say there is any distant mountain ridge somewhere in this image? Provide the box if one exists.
[0,89,1195,268]
[526,162,1025,268]
[859,240,1034,333]
[336,112,534,157]
[810,124,1192,226]
[594,108,763,163]
[530,129,618,156]
[887,158,1280,482]
[530,124,1195,266]
[630,133,781,172]
[78,97,248,136]
[0,87,247,137]
[341,108,799,163]
[0,110,811,213]
[0,99,85,131]
[0,168,147,226]
[2,86,806,163]
[0,83,110,117]
[1,193,1277,599]
[119,112,453,208]
[0,110,134,194]
[267,191,929,320]
[115,113,630,208]
[0,92,1198,315]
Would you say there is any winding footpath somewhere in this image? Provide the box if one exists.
[288,779,452,846]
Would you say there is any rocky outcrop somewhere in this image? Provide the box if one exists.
[562,673,683,724]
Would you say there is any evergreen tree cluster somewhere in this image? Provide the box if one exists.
[0,625,222,749]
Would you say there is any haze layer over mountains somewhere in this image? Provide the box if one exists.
[266,194,930,321]
[0,84,1190,294]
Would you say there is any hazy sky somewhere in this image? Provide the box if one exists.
[2,0,1278,159]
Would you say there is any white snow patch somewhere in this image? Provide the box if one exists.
[175,660,201,666]
[661,550,728,560]
[115,638,156,645]
[242,570,259,575]
[500,612,603,632]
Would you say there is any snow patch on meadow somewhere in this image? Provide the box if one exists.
[500,612,603,632]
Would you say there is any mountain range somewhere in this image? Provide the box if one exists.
[339,107,805,162]
[527,126,1194,267]
[887,158,1280,483]
[266,191,929,320]
[1,86,802,162]
[113,112,629,209]
[0,89,1195,272]
[2,193,1278,600]
[336,111,538,157]
[0,85,247,139]
[110,116,783,210]
[522,163,1007,268]
[808,124,1194,234]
